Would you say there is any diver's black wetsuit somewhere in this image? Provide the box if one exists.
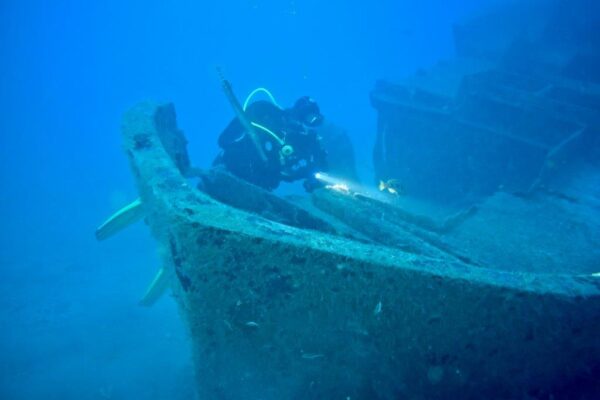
[213,99,327,191]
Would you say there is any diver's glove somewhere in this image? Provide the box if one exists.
[303,176,324,193]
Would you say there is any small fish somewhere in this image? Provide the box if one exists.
[378,179,403,195]
[374,301,382,315]
[302,353,324,360]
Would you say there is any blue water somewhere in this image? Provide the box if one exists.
[3,0,595,399]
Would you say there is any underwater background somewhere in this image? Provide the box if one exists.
[1,0,599,399]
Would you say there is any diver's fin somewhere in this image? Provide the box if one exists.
[95,198,145,241]
[139,267,172,307]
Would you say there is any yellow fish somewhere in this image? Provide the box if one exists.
[378,179,403,195]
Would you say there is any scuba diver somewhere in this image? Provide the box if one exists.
[213,88,328,192]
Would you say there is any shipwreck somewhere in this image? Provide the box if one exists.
[95,98,599,399]
[97,1,600,398]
